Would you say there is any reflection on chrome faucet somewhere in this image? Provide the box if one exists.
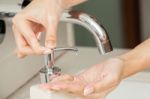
[61,10,113,54]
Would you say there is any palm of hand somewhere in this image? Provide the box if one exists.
[44,58,124,99]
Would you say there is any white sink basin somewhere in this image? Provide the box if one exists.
[106,73,150,99]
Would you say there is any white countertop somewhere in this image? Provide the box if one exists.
[7,47,150,99]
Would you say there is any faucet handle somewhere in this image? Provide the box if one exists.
[40,47,78,83]
[53,47,78,52]
[45,47,78,69]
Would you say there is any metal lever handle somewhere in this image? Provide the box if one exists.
[41,47,78,83]
[45,47,78,70]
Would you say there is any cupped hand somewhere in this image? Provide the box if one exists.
[12,0,65,58]
[41,58,125,99]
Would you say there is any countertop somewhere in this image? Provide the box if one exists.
[6,47,150,99]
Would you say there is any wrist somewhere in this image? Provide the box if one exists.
[116,56,128,79]
[118,54,138,79]
[111,57,127,80]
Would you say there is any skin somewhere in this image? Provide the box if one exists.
[12,0,86,58]
[13,0,150,99]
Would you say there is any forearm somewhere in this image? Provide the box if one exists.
[120,39,150,79]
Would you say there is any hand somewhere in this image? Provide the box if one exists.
[12,0,65,58]
[41,58,125,99]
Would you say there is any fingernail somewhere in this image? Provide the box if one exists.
[84,86,94,96]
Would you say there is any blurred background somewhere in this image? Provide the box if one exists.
[73,0,150,48]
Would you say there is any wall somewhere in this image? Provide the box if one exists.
[140,0,150,41]
[74,0,123,48]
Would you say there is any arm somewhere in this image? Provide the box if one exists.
[121,38,150,78]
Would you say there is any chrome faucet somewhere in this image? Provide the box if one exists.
[61,10,112,54]
[40,47,78,83]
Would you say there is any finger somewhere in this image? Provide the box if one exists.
[51,74,74,83]
[14,19,51,55]
[12,25,33,58]
[50,80,85,96]
[45,17,58,48]
[41,74,74,91]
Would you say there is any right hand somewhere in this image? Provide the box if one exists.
[12,0,65,58]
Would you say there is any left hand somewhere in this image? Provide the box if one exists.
[41,58,125,99]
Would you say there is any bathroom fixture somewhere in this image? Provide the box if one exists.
[61,11,113,54]
[40,47,78,83]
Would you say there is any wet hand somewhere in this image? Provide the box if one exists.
[41,58,124,99]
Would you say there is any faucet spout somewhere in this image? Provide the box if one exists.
[61,10,113,54]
